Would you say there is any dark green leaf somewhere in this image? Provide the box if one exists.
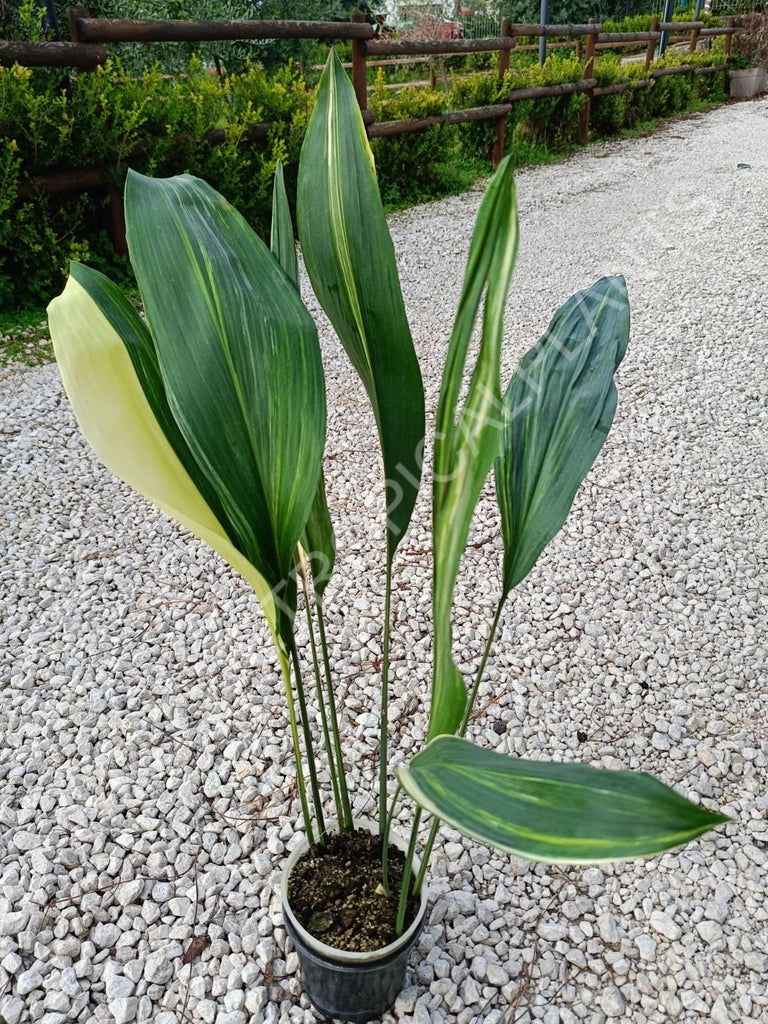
[400,736,728,862]
[270,158,299,289]
[495,277,629,595]
[125,170,326,643]
[297,50,425,561]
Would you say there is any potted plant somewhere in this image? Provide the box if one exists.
[47,51,727,1023]
[730,10,768,97]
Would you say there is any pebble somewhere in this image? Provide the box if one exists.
[649,910,682,941]
[0,911,29,937]
[17,967,44,996]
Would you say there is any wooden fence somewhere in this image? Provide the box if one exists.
[2,13,740,250]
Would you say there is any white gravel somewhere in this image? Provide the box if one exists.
[1,97,767,1024]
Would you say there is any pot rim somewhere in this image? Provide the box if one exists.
[280,815,429,965]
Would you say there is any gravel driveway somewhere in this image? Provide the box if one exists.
[1,97,767,1024]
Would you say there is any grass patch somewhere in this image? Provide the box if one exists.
[0,305,52,368]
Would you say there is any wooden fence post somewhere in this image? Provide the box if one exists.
[689,23,700,53]
[492,18,513,168]
[724,17,734,61]
[67,7,88,42]
[646,16,659,71]
[578,27,595,146]
[350,12,368,113]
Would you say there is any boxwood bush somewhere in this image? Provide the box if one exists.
[0,43,729,311]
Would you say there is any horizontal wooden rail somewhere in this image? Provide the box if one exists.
[593,79,652,96]
[17,168,107,196]
[597,31,661,43]
[699,27,738,36]
[658,21,704,30]
[73,17,374,43]
[367,78,597,137]
[364,37,516,56]
[0,40,105,68]
[508,23,601,35]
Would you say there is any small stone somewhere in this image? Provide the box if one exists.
[1,952,22,974]
[597,913,620,946]
[485,962,509,987]
[198,1001,217,1024]
[634,935,657,962]
[681,991,708,1013]
[44,991,70,1013]
[460,976,481,1005]
[414,1002,432,1024]
[93,922,121,949]
[711,994,731,1024]
[0,996,25,1024]
[117,880,145,907]
[17,966,44,995]
[537,921,567,942]
[744,951,766,972]
[704,900,729,924]
[649,910,681,941]
[12,831,42,852]
[0,910,30,937]
[394,985,418,1014]
[565,948,586,969]
[600,986,625,1016]
[106,974,136,1001]
[60,968,80,997]
[223,990,245,1012]
[109,997,138,1024]
[696,920,722,944]
[144,949,175,984]
[215,1011,246,1024]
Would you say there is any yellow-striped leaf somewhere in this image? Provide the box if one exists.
[47,273,282,650]
[496,277,629,595]
[428,157,519,741]
[270,161,336,598]
[297,50,425,561]
[125,170,326,644]
[399,736,728,862]
[270,158,299,289]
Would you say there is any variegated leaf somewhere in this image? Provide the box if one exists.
[399,736,728,862]
[428,157,519,741]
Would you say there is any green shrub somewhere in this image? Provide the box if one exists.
[0,59,310,308]
[0,35,731,312]
[450,54,586,164]
[369,76,461,206]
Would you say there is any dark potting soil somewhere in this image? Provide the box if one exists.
[286,829,420,952]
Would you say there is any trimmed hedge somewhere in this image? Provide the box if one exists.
[0,45,728,311]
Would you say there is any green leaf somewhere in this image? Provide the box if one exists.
[399,736,728,863]
[495,277,630,596]
[47,272,284,653]
[428,157,519,741]
[270,159,335,597]
[125,170,326,644]
[270,159,299,289]
[297,49,425,561]
[302,471,336,599]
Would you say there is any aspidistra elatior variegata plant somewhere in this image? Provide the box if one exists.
[49,48,727,935]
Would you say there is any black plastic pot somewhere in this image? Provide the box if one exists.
[280,819,429,1023]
